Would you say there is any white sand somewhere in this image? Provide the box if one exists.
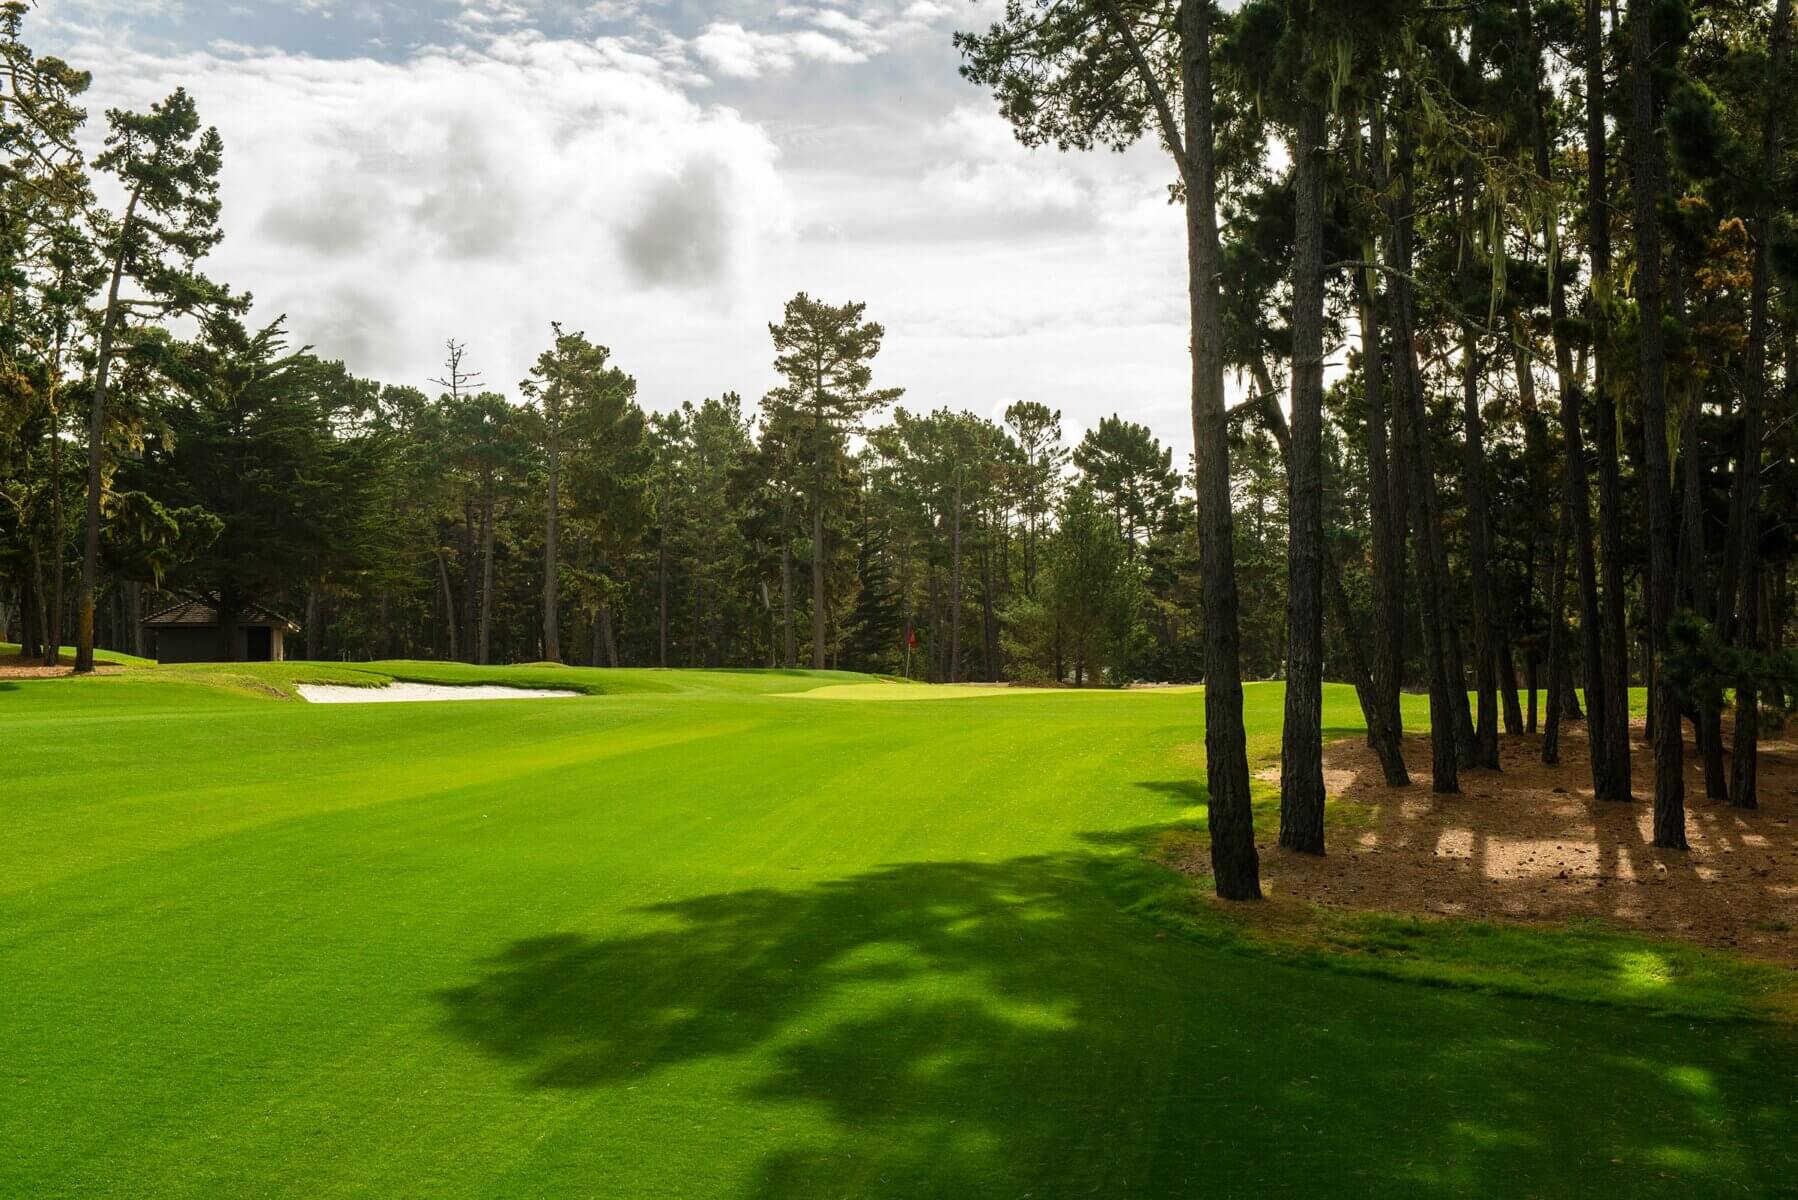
[296,682,580,704]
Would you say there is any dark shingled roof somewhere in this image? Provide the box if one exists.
[142,597,301,631]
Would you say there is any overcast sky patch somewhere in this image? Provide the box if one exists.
[35,0,1203,461]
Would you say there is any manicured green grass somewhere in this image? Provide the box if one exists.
[0,640,155,666]
[4,668,1793,1197]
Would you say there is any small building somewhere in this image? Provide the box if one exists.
[142,597,300,664]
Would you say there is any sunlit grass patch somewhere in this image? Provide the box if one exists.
[1136,857,1795,1022]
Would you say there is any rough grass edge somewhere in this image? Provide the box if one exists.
[1129,829,1796,1025]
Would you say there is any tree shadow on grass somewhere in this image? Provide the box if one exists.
[1135,778,1208,806]
[438,848,1796,1198]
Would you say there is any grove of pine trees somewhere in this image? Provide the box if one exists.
[3,1,1796,900]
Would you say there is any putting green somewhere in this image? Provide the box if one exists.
[792,681,1061,699]
[3,665,1792,1198]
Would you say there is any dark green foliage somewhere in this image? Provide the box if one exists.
[1039,485,1142,685]
[126,317,393,638]
[839,510,903,673]
[1666,81,1737,180]
[1071,414,1178,554]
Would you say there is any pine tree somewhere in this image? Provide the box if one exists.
[75,88,234,672]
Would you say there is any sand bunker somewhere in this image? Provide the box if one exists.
[297,682,579,704]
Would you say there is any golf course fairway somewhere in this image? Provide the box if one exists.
[4,665,1793,1197]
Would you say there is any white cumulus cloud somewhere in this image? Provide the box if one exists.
[62,32,793,396]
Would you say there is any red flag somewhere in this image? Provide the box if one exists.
[905,629,918,649]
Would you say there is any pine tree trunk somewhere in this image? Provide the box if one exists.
[1586,0,1634,801]
[599,599,619,668]
[436,547,459,660]
[1180,0,1259,897]
[980,540,998,681]
[27,542,47,662]
[126,581,143,658]
[1511,337,1553,738]
[460,505,477,662]
[1383,101,1461,794]
[658,477,670,668]
[1725,0,1791,811]
[949,470,963,683]
[1526,651,1539,733]
[1630,0,1686,848]
[306,585,320,660]
[1354,206,1405,750]
[1280,88,1328,854]
[1262,400,1408,786]
[543,422,561,663]
[1461,327,1502,768]
[1670,256,1731,805]
[1498,631,1525,737]
[44,401,66,666]
[1543,504,1573,763]
[1525,7,1611,787]
[478,489,496,666]
[74,193,139,675]
[811,487,827,669]
[781,505,796,669]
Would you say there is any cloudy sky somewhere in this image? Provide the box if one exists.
[36,0,1195,457]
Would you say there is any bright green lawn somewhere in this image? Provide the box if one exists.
[0,640,155,666]
[4,666,1794,1198]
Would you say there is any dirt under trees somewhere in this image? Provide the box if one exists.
[1234,722,1798,965]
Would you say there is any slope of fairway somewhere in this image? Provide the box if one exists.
[792,681,1061,699]
[4,669,1793,1198]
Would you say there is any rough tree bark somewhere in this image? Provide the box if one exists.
[1543,505,1573,763]
[306,585,320,660]
[1457,162,1503,770]
[1724,0,1792,811]
[1524,0,1611,781]
[75,192,141,674]
[436,548,459,660]
[1353,227,1406,753]
[1586,0,1634,801]
[1670,246,1730,803]
[1511,336,1554,737]
[1381,100,1461,793]
[1280,86,1328,854]
[1260,397,1408,786]
[1178,0,1259,896]
[1629,0,1686,848]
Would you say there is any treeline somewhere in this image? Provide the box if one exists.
[0,3,1319,694]
[0,4,1190,689]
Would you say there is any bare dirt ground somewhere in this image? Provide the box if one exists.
[0,654,123,679]
[1250,720,1798,964]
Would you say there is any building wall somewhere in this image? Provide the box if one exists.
[152,628,222,664]
[151,626,287,664]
